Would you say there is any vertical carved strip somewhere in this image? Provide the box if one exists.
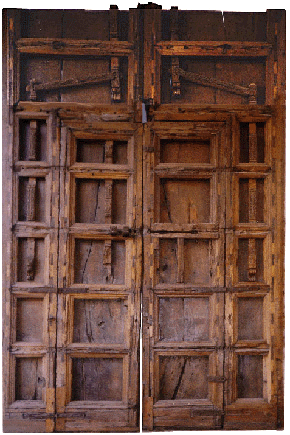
[248,238,257,281]
[27,177,36,221]
[177,238,184,283]
[249,123,258,163]
[28,120,37,160]
[170,7,180,97]
[248,178,257,223]
[105,179,113,224]
[110,6,121,102]
[26,238,36,281]
[103,240,112,283]
[105,140,114,164]
[111,57,121,102]
[249,83,257,104]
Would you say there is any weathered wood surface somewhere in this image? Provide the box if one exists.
[3,6,285,434]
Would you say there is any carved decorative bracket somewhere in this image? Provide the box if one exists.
[171,66,257,103]
[26,72,117,101]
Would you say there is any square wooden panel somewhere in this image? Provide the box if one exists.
[153,235,223,288]
[64,353,129,405]
[154,293,224,347]
[153,350,224,408]
[158,355,210,400]
[16,236,49,284]
[72,238,127,286]
[157,178,211,225]
[70,357,124,401]
[74,178,127,225]
[158,296,210,343]
[71,296,129,345]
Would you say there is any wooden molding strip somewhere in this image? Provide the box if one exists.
[16,38,133,56]
[156,41,272,57]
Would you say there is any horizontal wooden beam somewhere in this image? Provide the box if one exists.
[16,38,133,56]
[155,41,272,57]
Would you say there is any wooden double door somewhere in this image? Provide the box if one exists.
[3,6,285,432]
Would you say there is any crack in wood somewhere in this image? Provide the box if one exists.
[172,357,187,400]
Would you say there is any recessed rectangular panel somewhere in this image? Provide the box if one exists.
[159,179,210,224]
[159,355,209,400]
[15,357,44,401]
[184,239,210,285]
[75,179,127,224]
[16,298,44,342]
[158,239,177,284]
[237,355,263,398]
[75,179,106,223]
[112,180,127,224]
[237,297,263,340]
[160,139,211,164]
[71,357,123,401]
[17,238,45,283]
[238,238,264,282]
[74,239,125,284]
[76,140,128,164]
[239,123,265,163]
[73,298,127,344]
[18,177,46,222]
[19,119,47,161]
[159,297,209,342]
[239,178,264,223]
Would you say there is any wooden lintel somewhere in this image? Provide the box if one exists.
[155,41,272,57]
[16,38,133,56]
